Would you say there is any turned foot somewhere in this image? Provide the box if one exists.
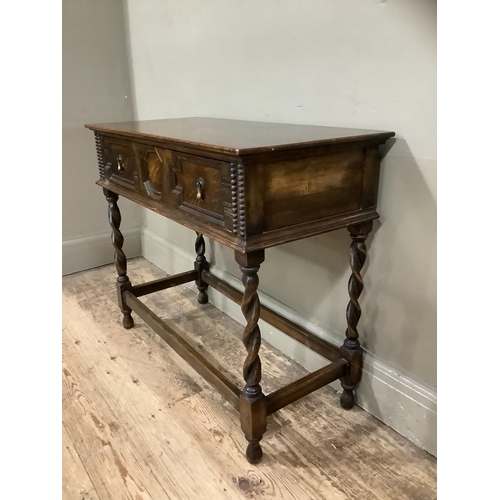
[340,388,355,409]
[245,440,263,464]
[123,312,134,329]
[197,290,208,304]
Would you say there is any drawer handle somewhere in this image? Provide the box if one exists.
[117,155,124,172]
[196,178,205,201]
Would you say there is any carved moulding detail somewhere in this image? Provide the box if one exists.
[94,133,107,178]
[230,163,246,238]
[230,163,239,234]
[237,164,246,238]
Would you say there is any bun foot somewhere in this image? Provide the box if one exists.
[198,291,208,304]
[340,389,355,410]
[245,441,263,464]
[122,313,134,329]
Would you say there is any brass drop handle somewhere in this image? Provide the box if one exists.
[196,178,205,201]
[117,155,124,172]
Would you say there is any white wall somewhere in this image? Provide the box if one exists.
[125,0,436,454]
[62,0,142,275]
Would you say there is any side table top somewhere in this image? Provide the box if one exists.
[85,117,395,156]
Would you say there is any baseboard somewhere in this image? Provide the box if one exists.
[141,226,437,456]
[62,227,142,276]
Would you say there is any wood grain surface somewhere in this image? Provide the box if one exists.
[85,117,395,156]
[62,258,436,500]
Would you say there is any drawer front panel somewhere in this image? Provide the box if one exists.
[95,135,234,233]
[170,153,231,227]
[100,136,137,188]
[137,145,173,201]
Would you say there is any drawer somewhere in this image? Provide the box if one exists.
[95,134,235,233]
[169,152,232,228]
[100,136,138,188]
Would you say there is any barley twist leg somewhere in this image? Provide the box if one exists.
[194,232,209,304]
[235,250,266,464]
[339,222,372,409]
[103,188,134,329]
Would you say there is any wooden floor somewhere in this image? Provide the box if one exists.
[62,258,437,500]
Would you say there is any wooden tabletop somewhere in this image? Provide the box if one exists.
[85,117,395,155]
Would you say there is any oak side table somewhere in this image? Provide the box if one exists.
[85,117,394,464]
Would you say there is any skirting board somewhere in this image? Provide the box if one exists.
[141,226,437,456]
[62,227,142,276]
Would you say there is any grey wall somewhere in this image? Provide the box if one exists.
[125,0,436,388]
[62,0,142,275]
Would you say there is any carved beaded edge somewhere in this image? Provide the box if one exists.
[94,133,105,177]
[230,163,246,237]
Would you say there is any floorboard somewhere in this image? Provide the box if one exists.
[62,258,436,500]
